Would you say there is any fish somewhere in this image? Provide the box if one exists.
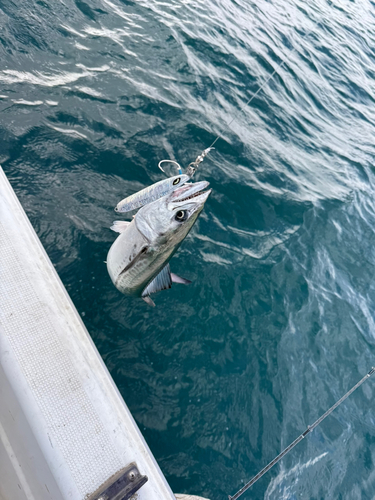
[107,180,211,306]
[115,173,190,213]
[114,147,214,214]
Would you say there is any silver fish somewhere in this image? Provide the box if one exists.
[115,148,214,213]
[115,173,190,213]
[107,181,211,306]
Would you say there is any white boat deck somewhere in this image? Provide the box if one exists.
[0,166,176,500]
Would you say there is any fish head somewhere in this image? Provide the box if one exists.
[135,181,211,246]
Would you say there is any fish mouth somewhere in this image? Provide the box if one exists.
[171,181,211,205]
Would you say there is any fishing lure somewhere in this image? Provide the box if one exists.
[115,173,189,213]
[114,148,214,213]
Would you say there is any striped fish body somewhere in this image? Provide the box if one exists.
[107,220,177,297]
[107,180,211,305]
[107,220,147,296]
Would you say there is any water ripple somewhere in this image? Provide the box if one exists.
[1,0,375,498]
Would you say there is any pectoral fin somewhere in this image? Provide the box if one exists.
[141,266,191,306]
[110,220,131,233]
[142,264,172,299]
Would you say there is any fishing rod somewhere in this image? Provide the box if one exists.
[228,366,375,500]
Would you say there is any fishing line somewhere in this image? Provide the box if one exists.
[228,366,375,500]
[189,5,327,168]
[160,9,326,182]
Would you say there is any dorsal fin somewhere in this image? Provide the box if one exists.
[110,220,131,233]
[142,264,172,298]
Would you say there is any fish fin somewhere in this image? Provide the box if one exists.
[143,296,156,307]
[110,220,131,233]
[171,273,191,285]
[142,264,172,297]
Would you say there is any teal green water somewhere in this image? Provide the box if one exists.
[1,0,375,498]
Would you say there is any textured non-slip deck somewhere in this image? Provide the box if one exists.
[0,166,175,500]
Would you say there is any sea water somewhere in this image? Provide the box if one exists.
[1,0,375,498]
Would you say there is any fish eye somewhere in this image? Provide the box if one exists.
[175,210,187,221]
[173,177,180,185]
